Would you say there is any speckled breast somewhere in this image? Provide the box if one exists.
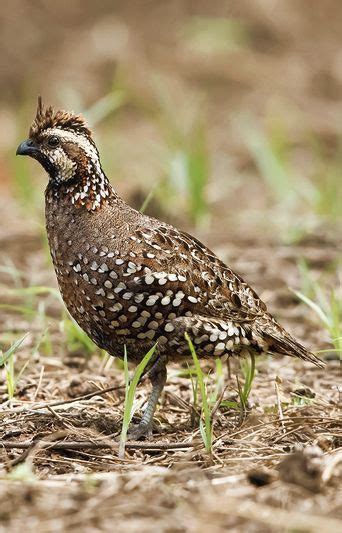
[45,192,255,364]
[45,198,189,361]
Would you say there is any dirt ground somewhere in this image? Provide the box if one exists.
[0,2,341,532]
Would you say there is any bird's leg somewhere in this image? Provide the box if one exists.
[128,356,167,440]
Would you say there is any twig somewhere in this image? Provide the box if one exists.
[8,447,32,468]
[1,439,195,452]
[6,431,70,469]
[212,415,338,444]
[47,405,69,424]
[166,390,200,419]
[211,384,229,419]
[33,365,45,401]
[272,425,303,444]
[0,383,125,415]
[274,379,286,434]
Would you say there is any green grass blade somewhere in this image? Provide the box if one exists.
[85,91,126,126]
[185,332,212,453]
[119,343,158,458]
[1,333,29,400]
[0,333,28,366]
[291,289,330,328]
[238,352,256,411]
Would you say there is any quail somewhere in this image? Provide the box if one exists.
[17,98,324,439]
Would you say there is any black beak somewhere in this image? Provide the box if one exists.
[16,139,39,156]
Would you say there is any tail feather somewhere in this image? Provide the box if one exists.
[259,319,325,369]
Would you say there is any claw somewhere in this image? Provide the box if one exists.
[127,421,153,440]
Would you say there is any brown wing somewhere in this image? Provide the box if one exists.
[103,222,267,358]
[124,222,323,366]
[126,222,268,324]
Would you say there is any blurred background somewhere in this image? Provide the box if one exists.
[0,0,341,355]
[0,5,341,525]
[1,0,341,236]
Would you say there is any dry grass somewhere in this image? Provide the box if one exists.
[0,360,341,531]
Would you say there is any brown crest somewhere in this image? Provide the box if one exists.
[29,96,92,139]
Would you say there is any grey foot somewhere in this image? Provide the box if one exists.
[126,357,167,441]
[127,421,153,440]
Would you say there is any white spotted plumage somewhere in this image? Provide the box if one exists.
[20,100,323,438]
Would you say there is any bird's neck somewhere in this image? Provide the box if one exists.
[46,168,120,212]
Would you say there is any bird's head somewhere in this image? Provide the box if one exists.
[16,97,101,184]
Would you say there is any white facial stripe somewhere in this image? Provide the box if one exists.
[42,127,102,180]
[44,128,97,160]
[42,127,112,210]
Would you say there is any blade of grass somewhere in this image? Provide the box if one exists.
[185,332,212,453]
[139,183,159,214]
[237,351,256,413]
[1,333,29,401]
[291,289,330,329]
[85,90,126,126]
[0,333,28,366]
[187,362,199,427]
[119,343,158,458]
[292,286,341,358]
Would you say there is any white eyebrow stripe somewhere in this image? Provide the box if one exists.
[44,127,101,174]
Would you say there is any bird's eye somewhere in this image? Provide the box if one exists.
[48,136,59,147]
